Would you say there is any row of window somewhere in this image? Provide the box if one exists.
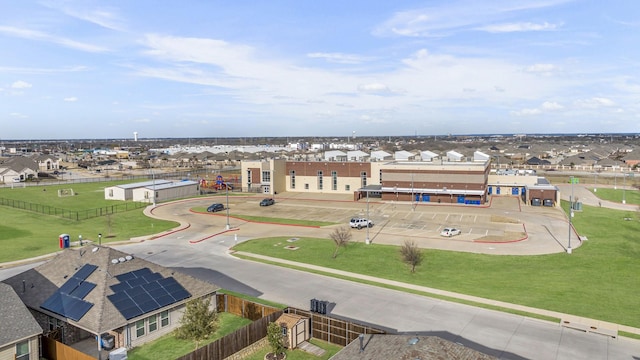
[253,169,378,192]
[289,170,367,190]
[136,310,170,338]
[16,340,29,360]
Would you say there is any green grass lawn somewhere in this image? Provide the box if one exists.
[590,187,640,205]
[232,202,640,328]
[243,338,343,360]
[127,312,252,360]
[0,181,178,263]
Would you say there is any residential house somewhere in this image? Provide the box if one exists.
[0,283,42,360]
[2,246,220,353]
[330,334,496,359]
[0,156,39,183]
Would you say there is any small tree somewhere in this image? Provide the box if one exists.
[267,322,286,358]
[329,226,352,258]
[175,297,219,350]
[400,239,423,273]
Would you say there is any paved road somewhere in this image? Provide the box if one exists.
[109,199,639,359]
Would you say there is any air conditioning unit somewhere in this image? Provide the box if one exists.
[109,347,127,360]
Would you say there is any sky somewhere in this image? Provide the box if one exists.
[1,0,640,140]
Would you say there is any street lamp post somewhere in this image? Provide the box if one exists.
[226,183,230,230]
[593,172,597,193]
[623,173,626,204]
[365,190,370,245]
[98,233,102,246]
[568,176,574,254]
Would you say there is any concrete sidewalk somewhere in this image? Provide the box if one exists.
[232,251,640,338]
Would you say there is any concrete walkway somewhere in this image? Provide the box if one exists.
[232,251,638,338]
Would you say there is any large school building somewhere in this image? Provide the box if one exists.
[242,151,491,205]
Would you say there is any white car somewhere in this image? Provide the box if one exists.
[440,227,461,237]
[350,218,373,229]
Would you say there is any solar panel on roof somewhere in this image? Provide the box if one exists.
[110,282,131,293]
[126,277,148,288]
[148,287,169,298]
[138,299,160,313]
[141,281,162,292]
[64,298,93,322]
[120,305,143,320]
[169,289,191,302]
[132,292,153,305]
[108,268,191,320]
[59,277,82,294]
[132,268,153,278]
[116,272,137,282]
[74,264,98,280]
[124,286,146,298]
[70,281,96,299]
[142,272,163,283]
[111,297,136,311]
[42,293,93,321]
[155,294,175,307]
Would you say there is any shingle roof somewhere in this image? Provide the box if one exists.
[330,334,497,360]
[2,246,220,334]
[0,283,42,347]
[275,313,306,329]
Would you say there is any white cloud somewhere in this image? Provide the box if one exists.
[11,80,32,89]
[64,97,78,102]
[307,52,370,64]
[9,112,28,118]
[0,25,108,53]
[541,101,563,110]
[511,108,542,116]
[478,22,559,33]
[357,83,392,95]
[373,1,570,37]
[524,63,560,76]
[134,118,151,123]
[575,97,615,108]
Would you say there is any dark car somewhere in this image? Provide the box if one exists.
[207,203,224,212]
[260,198,275,206]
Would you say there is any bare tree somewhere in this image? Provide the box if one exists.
[329,226,352,258]
[400,239,423,273]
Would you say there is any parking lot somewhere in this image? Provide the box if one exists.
[210,193,573,256]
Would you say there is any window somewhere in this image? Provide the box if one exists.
[345,185,350,191]
[148,314,158,332]
[246,170,252,188]
[281,326,287,336]
[136,319,145,337]
[144,191,150,199]
[304,184,309,190]
[48,316,63,331]
[109,189,113,197]
[262,170,271,183]
[361,171,367,187]
[290,170,295,189]
[160,310,169,327]
[16,340,29,360]
[317,171,323,190]
[331,171,337,191]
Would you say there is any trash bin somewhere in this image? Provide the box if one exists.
[101,334,115,350]
[59,234,70,249]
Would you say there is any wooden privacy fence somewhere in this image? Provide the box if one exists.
[41,336,95,360]
[216,293,283,320]
[286,307,386,347]
[176,311,283,360]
